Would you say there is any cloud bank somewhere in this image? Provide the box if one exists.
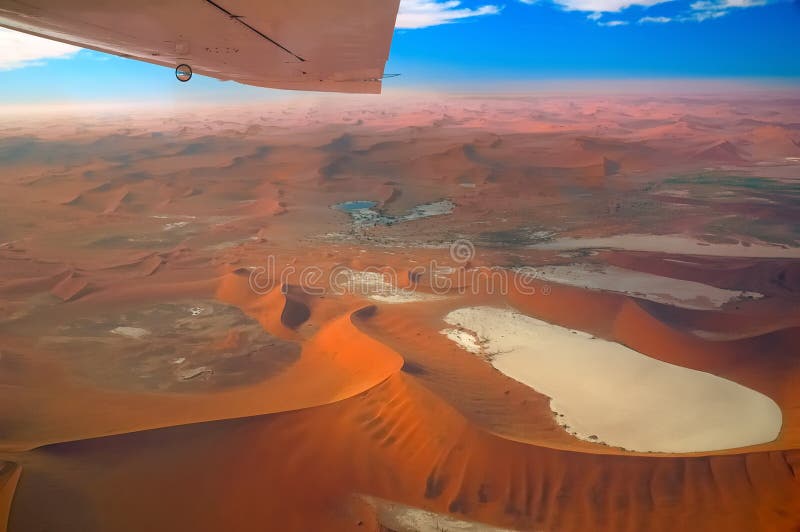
[396,0,501,28]
[0,28,80,70]
[550,0,668,11]
[522,0,776,25]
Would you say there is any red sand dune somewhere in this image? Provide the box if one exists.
[5,374,800,532]
[0,462,20,532]
[49,271,91,302]
[693,140,747,162]
[0,274,402,450]
[0,93,798,530]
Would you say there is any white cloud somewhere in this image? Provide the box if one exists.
[639,15,672,21]
[685,9,728,19]
[0,28,80,71]
[551,0,669,13]
[685,0,767,20]
[535,0,771,24]
[396,0,501,28]
[691,0,767,9]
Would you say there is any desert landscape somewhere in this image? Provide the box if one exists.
[0,90,799,531]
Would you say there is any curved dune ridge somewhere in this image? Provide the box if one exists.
[8,374,800,532]
[442,306,783,453]
[0,462,20,532]
[0,280,403,450]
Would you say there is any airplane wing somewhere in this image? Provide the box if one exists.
[0,0,400,94]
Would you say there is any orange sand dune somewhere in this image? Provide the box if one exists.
[101,253,164,277]
[353,297,604,452]
[1,93,799,529]
[0,462,20,532]
[0,281,402,450]
[6,374,800,532]
[0,268,73,297]
[355,287,800,454]
[49,271,91,302]
[603,252,800,297]
[101,188,132,215]
[216,271,316,338]
[745,125,800,159]
[693,140,746,162]
[572,252,800,337]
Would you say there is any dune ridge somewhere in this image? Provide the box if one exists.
[0,462,20,532]
[6,374,800,531]
[1,93,798,530]
[0,277,403,450]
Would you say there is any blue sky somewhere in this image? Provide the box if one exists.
[0,0,797,103]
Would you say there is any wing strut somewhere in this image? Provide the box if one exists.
[203,0,306,62]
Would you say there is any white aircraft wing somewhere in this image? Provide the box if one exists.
[0,0,400,94]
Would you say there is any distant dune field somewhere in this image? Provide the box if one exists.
[1,92,799,531]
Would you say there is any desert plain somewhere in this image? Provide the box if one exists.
[0,89,799,531]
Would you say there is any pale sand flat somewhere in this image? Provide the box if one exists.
[441,328,483,353]
[442,306,782,453]
[361,495,518,532]
[520,263,762,310]
[339,270,444,304]
[531,234,800,258]
[110,326,150,339]
[369,292,442,304]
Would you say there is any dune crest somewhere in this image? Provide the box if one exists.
[7,374,800,531]
[0,462,20,532]
[2,93,799,530]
